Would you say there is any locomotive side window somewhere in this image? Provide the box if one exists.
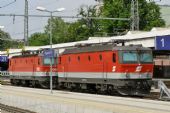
[99,54,102,61]
[88,55,91,61]
[78,56,80,62]
[59,57,61,64]
[68,56,71,62]
[113,53,116,63]
[38,58,40,65]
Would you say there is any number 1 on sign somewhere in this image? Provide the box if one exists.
[161,38,165,47]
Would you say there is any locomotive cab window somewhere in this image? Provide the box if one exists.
[121,51,138,63]
[43,57,55,65]
[120,50,153,64]
[139,51,153,63]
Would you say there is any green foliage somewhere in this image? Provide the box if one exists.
[45,17,69,44]
[78,6,104,37]
[0,30,23,50]
[28,0,165,46]
[140,1,165,30]
[101,0,131,35]
[28,33,49,46]
[102,0,165,34]
[0,30,11,50]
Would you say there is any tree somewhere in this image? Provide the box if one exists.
[45,17,69,44]
[29,17,69,46]
[101,0,165,35]
[28,0,165,46]
[66,5,104,42]
[140,1,165,30]
[0,30,12,50]
[28,33,48,46]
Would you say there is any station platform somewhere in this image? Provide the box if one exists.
[0,85,170,113]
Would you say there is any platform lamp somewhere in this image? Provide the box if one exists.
[36,6,65,94]
[0,26,5,29]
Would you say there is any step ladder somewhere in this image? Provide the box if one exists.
[158,80,170,100]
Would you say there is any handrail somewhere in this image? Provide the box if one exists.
[0,71,10,76]
[158,80,170,99]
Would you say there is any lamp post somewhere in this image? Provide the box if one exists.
[0,26,4,29]
[36,6,65,94]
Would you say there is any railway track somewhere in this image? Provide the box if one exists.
[0,76,11,86]
[3,77,170,101]
[0,103,36,113]
[0,77,161,100]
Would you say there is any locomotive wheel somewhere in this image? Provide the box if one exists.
[21,80,29,87]
[10,79,16,86]
[39,81,57,89]
[30,80,38,88]
[39,81,49,89]
[11,79,21,86]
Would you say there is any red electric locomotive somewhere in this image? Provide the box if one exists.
[57,43,153,96]
[8,50,58,88]
[8,43,153,96]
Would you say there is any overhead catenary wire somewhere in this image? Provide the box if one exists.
[0,0,16,9]
[0,13,130,21]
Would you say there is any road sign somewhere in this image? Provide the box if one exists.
[0,56,8,62]
[155,35,170,50]
[43,49,55,58]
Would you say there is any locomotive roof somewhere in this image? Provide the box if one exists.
[62,44,151,55]
[11,54,39,58]
[11,50,43,58]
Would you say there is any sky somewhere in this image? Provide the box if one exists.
[0,0,97,39]
[0,0,169,40]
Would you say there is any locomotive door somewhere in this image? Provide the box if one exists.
[63,64,68,80]
[103,61,108,81]
[55,51,59,80]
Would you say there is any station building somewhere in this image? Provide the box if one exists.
[1,27,170,78]
[88,27,170,78]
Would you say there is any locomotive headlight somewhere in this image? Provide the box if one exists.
[136,66,142,72]
[36,67,40,71]
[112,66,116,72]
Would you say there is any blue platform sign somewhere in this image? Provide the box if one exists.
[0,56,8,62]
[43,49,55,58]
[155,35,170,50]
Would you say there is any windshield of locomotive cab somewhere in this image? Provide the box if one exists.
[120,50,153,64]
[139,51,153,63]
[43,58,55,65]
[122,51,138,63]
